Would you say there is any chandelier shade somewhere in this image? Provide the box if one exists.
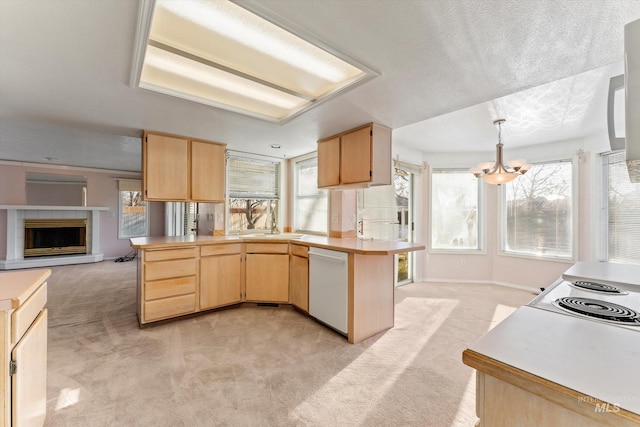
[469,119,532,185]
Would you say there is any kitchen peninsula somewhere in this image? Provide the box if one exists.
[130,234,424,344]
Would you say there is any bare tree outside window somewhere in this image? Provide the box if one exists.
[504,161,572,257]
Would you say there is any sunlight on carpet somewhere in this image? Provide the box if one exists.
[289,297,459,425]
[450,303,519,425]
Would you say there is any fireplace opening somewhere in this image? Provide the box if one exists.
[24,218,87,257]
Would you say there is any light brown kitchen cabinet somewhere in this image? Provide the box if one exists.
[245,243,289,303]
[191,139,226,202]
[199,244,242,310]
[142,131,226,202]
[289,244,309,312]
[0,269,50,427]
[317,123,392,188]
[139,247,197,324]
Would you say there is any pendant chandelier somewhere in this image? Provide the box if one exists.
[469,119,532,185]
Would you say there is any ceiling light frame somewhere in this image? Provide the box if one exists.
[130,0,379,124]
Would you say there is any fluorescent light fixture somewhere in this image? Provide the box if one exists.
[132,0,378,123]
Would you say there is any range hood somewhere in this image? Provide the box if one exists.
[625,18,640,182]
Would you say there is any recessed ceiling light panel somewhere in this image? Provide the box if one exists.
[131,0,378,123]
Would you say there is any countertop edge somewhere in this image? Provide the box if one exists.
[463,349,640,425]
[0,268,51,311]
[130,236,425,255]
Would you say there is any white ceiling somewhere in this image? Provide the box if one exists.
[0,0,638,172]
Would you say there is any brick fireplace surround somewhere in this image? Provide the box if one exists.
[0,205,108,270]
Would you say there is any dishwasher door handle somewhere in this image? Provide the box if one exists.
[309,252,346,263]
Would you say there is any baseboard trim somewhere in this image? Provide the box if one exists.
[418,277,540,294]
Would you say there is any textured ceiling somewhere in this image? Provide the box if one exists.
[0,0,639,171]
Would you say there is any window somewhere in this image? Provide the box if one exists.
[502,160,574,259]
[227,155,280,232]
[357,166,416,284]
[430,170,481,251]
[603,151,640,264]
[118,180,149,239]
[294,155,328,234]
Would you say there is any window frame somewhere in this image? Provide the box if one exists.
[117,189,150,239]
[293,152,328,235]
[600,150,640,264]
[429,168,485,254]
[226,153,283,234]
[499,156,578,262]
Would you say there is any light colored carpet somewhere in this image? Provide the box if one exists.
[43,260,535,426]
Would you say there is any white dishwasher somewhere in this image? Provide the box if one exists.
[309,247,349,334]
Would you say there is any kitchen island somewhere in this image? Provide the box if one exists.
[130,234,424,343]
[463,306,640,426]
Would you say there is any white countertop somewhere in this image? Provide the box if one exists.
[468,306,640,415]
[563,261,640,286]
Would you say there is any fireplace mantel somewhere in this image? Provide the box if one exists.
[0,205,108,270]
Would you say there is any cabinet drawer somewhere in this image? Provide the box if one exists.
[145,258,196,281]
[145,247,196,262]
[201,244,242,257]
[145,276,196,301]
[144,293,196,322]
[11,282,47,345]
[245,243,288,254]
[291,244,309,258]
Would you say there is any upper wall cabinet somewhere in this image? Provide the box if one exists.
[143,131,226,202]
[317,123,391,189]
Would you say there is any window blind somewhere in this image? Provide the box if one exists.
[228,156,279,199]
[604,151,640,264]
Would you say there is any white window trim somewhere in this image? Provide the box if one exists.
[428,168,485,254]
[225,151,284,234]
[117,189,150,240]
[293,151,328,235]
[498,155,578,262]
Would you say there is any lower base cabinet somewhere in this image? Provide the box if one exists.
[289,244,309,312]
[0,269,50,427]
[200,244,242,309]
[245,254,289,302]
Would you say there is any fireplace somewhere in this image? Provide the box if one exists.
[24,218,87,257]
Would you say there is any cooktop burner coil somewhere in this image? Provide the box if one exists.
[570,281,626,294]
[553,297,640,325]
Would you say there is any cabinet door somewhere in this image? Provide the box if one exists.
[290,255,309,312]
[340,126,372,184]
[245,254,289,302]
[317,137,341,188]
[200,254,242,309]
[144,133,189,200]
[12,309,47,427]
[191,140,226,202]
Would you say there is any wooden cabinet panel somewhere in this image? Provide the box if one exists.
[200,254,242,309]
[290,244,308,258]
[245,254,289,302]
[317,123,390,188]
[317,137,341,187]
[191,140,225,202]
[144,258,196,282]
[143,132,189,200]
[145,247,196,262]
[11,309,47,427]
[245,243,288,254]
[11,282,47,346]
[340,126,372,184]
[144,276,196,301]
[290,255,309,312]
[200,244,241,257]
[144,294,196,321]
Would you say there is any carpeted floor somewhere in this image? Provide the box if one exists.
[42,260,535,426]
